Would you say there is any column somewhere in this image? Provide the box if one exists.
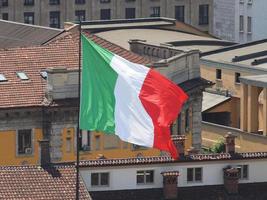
[247,85,259,133]
[240,84,248,131]
[263,88,267,136]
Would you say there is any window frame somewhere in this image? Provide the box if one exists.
[199,4,209,25]
[235,72,241,84]
[125,7,136,19]
[238,165,249,180]
[91,172,110,187]
[17,129,33,156]
[49,11,60,28]
[24,12,35,24]
[136,170,154,185]
[100,9,111,20]
[216,69,222,80]
[2,0,8,7]
[239,15,244,32]
[247,16,252,33]
[75,0,85,4]
[150,6,160,17]
[187,167,203,183]
[175,5,185,22]
[2,13,8,20]
[24,0,34,6]
[49,0,60,5]
[75,10,86,21]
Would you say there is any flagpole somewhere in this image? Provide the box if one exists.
[76,20,82,200]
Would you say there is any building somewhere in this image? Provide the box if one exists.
[213,0,267,43]
[79,134,267,200]
[200,39,267,152]
[0,0,213,32]
[0,18,213,166]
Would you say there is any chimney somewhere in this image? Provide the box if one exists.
[187,146,199,155]
[225,132,236,154]
[161,171,179,199]
[223,167,239,194]
[39,139,51,166]
[171,135,186,157]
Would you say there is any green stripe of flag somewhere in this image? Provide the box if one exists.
[80,35,118,133]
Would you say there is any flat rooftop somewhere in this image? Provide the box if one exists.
[202,40,267,71]
[0,19,63,48]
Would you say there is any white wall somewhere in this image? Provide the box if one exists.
[80,159,267,192]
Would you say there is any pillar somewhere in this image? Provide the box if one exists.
[240,84,248,131]
[171,135,186,157]
[263,88,267,136]
[224,132,236,154]
[247,85,259,133]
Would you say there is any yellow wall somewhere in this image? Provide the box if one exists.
[200,65,252,98]
[0,129,42,166]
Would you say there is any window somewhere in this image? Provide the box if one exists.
[216,69,222,80]
[247,16,252,33]
[75,0,85,4]
[175,5,184,22]
[199,4,209,25]
[80,130,91,151]
[17,72,29,80]
[91,172,109,186]
[75,10,86,21]
[0,74,7,82]
[239,15,244,32]
[24,12,34,24]
[24,0,34,5]
[2,0,8,6]
[235,73,241,83]
[187,167,202,182]
[95,135,100,150]
[49,0,60,5]
[238,165,248,179]
[136,170,154,184]
[18,129,32,155]
[100,9,111,20]
[247,0,252,5]
[2,13,8,20]
[50,11,60,28]
[125,8,135,19]
[100,0,110,3]
[239,0,244,3]
[150,7,160,17]
[185,108,190,131]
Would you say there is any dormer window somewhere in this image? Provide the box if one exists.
[17,72,29,80]
[0,74,7,82]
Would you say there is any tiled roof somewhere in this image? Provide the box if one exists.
[79,152,267,167]
[0,164,91,200]
[0,25,150,109]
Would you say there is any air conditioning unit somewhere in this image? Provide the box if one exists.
[25,148,32,154]
[82,145,90,151]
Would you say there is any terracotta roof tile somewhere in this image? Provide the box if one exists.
[0,165,91,200]
[0,27,150,109]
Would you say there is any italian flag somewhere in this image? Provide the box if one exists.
[80,35,188,159]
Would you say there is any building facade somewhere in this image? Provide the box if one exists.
[213,0,267,43]
[0,0,213,32]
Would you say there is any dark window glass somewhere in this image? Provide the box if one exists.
[199,4,209,25]
[100,0,110,3]
[75,0,85,4]
[136,170,154,184]
[150,7,160,17]
[145,170,154,183]
[91,173,99,186]
[75,10,86,21]
[177,114,182,135]
[187,168,194,182]
[185,108,190,131]
[195,168,202,181]
[2,0,8,7]
[235,72,240,83]
[175,5,184,22]
[216,69,222,79]
[2,13,8,20]
[242,165,248,179]
[125,8,135,19]
[18,129,32,154]
[137,171,145,184]
[49,0,60,5]
[100,9,111,20]
[50,11,60,28]
[100,173,109,185]
[24,0,34,5]
[24,12,34,24]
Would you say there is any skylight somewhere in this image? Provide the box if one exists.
[17,72,29,80]
[0,74,7,82]
[40,71,47,79]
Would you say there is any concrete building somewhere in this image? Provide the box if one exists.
[79,135,267,200]
[0,0,213,32]
[200,39,267,152]
[0,18,213,166]
[213,0,267,43]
